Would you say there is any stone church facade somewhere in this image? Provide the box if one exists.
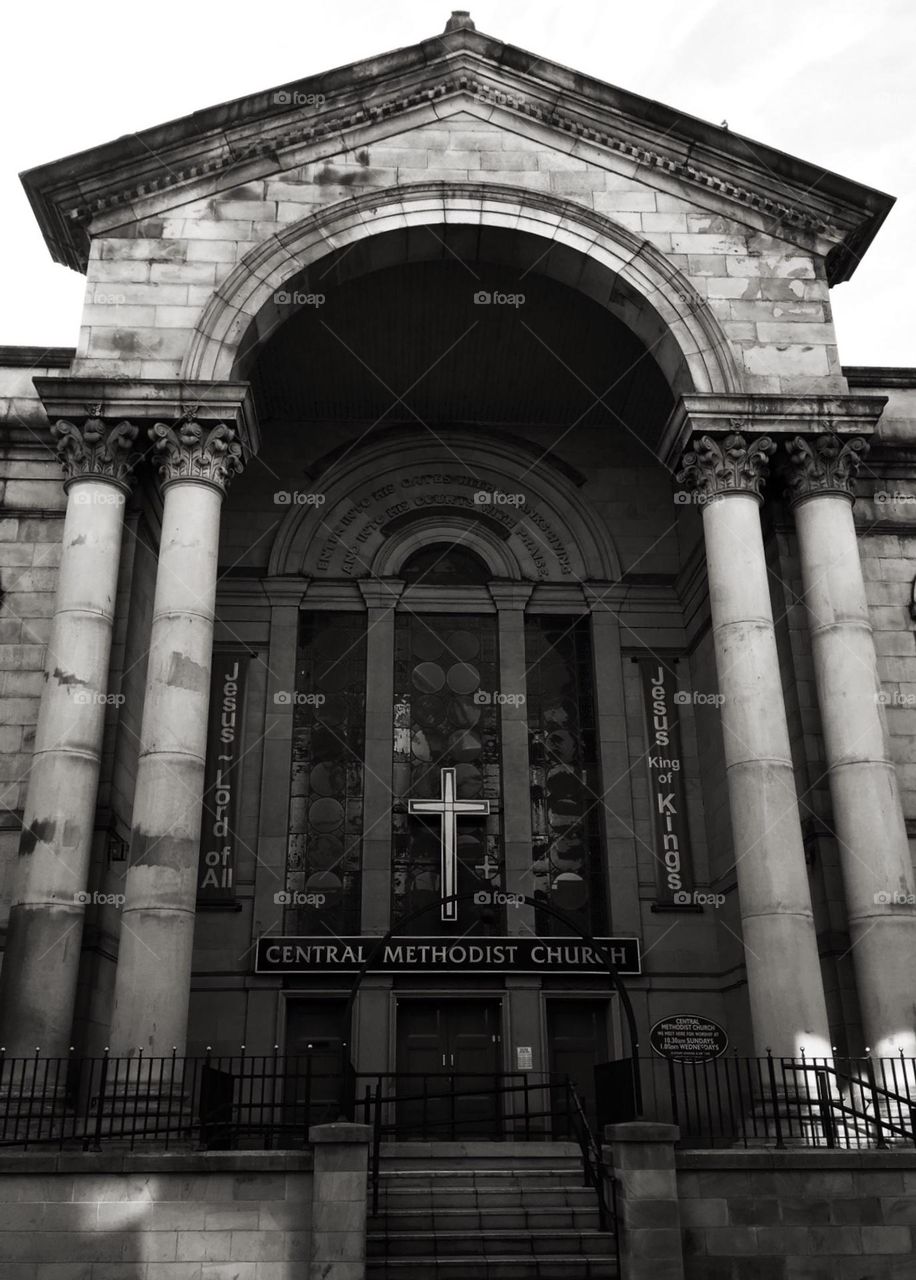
[1,11,916,1276]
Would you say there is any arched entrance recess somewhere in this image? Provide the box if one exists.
[336,891,642,1125]
[182,181,742,398]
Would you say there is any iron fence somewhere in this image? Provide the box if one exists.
[649,1052,916,1149]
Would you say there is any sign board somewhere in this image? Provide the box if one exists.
[197,652,248,903]
[516,1046,533,1071]
[255,935,641,975]
[634,657,696,906]
[649,1015,728,1063]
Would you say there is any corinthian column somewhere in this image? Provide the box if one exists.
[0,416,138,1058]
[108,420,243,1059]
[677,432,831,1058]
[785,433,916,1057]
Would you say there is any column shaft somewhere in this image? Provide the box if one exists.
[702,490,830,1057]
[109,479,223,1057]
[490,584,535,935]
[794,490,916,1056]
[0,476,129,1056]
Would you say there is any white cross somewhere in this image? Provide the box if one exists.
[408,767,490,921]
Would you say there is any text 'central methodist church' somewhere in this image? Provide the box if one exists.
[1,11,916,1277]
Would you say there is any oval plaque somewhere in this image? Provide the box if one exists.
[649,1015,728,1063]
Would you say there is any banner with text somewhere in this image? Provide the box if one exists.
[197,652,249,903]
[635,656,695,906]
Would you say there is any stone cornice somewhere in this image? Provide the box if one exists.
[32,377,260,461]
[659,393,887,469]
[21,29,891,281]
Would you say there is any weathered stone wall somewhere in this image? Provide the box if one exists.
[72,110,842,394]
[0,362,67,931]
[0,1151,313,1279]
[678,1148,916,1278]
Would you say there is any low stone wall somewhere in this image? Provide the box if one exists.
[0,1123,370,1279]
[678,1148,916,1279]
[605,1122,916,1280]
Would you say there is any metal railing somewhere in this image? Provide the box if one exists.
[0,1049,348,1151]
[652,1052,916,1149]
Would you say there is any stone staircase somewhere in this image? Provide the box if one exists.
[366,1141,617,1280]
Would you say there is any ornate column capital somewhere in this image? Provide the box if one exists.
[149,419,244,494]
[676,431,776,502]
[50,415,140,491]
[782,433,869,505]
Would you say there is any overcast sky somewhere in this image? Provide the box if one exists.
[1,0,913,365]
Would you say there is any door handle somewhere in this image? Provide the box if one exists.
[450,1054,455,1067]
[442,1054,446,1067]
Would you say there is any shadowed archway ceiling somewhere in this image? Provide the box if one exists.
[250,253,674,436]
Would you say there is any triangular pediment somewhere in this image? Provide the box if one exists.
[22,19,892,282]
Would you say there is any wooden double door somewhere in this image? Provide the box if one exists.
[395,998,501,1137]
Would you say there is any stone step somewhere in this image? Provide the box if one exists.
[369,1207,601,1233]
[374,1186,598,1210]
[378,1166,584,1181]
[377,1141,583,1172]
[366,1256,617,1279]
[367,1230,615,1258]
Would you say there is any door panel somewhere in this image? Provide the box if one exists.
[285,1000,347,1127]
[396,999,501,1137]
[547,1000,609,1134]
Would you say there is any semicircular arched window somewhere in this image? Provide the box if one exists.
[400,543,491,585]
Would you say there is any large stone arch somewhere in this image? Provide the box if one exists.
[182,181,742,397]
[267,427,621,582]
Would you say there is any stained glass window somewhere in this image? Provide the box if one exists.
[391,612,503,935]
[525,616,606,936]
[401,544,491,585]
[286,613,366,934]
